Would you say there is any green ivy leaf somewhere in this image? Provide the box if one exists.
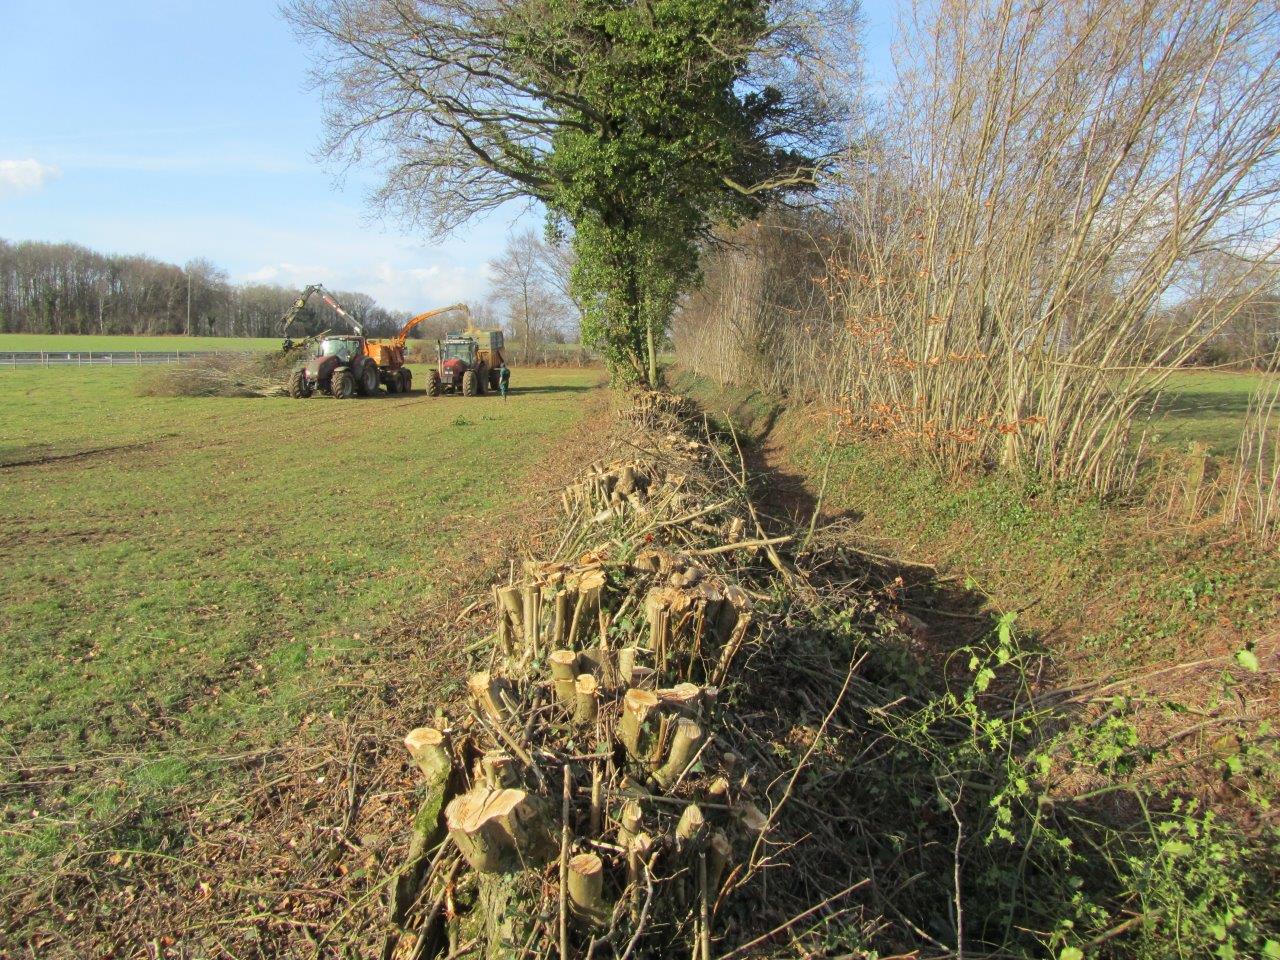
[997,611,1016,647]
[1235,649,1259,672]
[1261,940,1280,958]
[1059,948,1084,960]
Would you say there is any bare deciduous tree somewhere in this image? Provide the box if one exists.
[0,239,398,339]
[487,229,578,361]
[815,0,1280,495]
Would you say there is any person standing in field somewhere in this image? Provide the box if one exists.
[498,361,510,400]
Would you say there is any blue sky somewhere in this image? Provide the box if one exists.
[0,1,895,311]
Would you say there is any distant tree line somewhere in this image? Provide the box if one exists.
[0,238,408,339]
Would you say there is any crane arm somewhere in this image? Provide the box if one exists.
[278,284,363,339]
[392,303,471,348]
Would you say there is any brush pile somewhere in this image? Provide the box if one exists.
[384,390,872,960]
[135,345,306,397]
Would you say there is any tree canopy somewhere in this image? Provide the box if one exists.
[287,0,855,383]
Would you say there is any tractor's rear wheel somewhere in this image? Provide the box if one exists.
[488,369,500,392]
[331,367,355,399]
[426,371,441,396]
[462,370,478,397]
[358,363,380,396]
[386,369,401,394]
[399,369,412,393]
[287,369,310,399]
[475,362,488,395]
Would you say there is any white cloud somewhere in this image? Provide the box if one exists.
[242,262,327,287]
[367,261,491,307]
[237,257,490,312]
[0,158,60,195]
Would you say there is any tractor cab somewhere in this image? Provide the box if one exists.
[440,337,477,365]
[318,336,363,361]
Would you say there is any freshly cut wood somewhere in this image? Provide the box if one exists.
[713,613,753,686]
[446,790,508,873]
[658,682,703,716]
[552,589,569,646]
[404,726,451,785]
[645,588,672,668]
[676,802,708,850]
[617,645,638,685]
[391,727,454,927]
[711,603,736,647]
[521,584,540,653]
[707,776,730,801]
[480,752,519,790]
[707,830,732,898]
[626,832,653,918]
[549,649,579,706]
[617,798,644,849]
[653,718,702,789]
[573,674,599,727]
[497,611,514,655]
[631,548,669,573]
[619,688,663,764]
[468,671,510,722]
[597,635,618,686]
[590,763,603,836]
[735,801,769,833]
[567,851,608,926]
[568,567,606,646]
[497,585,524,639]
[446,786,556,874]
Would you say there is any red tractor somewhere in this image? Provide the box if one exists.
[282,290,472,399]
[427,330,507,397]
[279,285,382,399]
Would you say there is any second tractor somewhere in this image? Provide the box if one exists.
[426,329,507,397]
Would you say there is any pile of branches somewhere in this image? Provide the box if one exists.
[384,390,876,959]
[135,344,307,398]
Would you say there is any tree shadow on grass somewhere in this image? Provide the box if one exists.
[703,395,1002,659]
[1147,386,1254,422]
[507,383,597,395]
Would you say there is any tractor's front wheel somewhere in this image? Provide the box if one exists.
[331,367,355,399]
[426,371,442,397]
[399,369,412,393]
[287,369,310,399]
[358,363,380,396]
[462,370,478,397]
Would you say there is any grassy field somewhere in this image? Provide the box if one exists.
[0,332,283,352]
[0,362,599,890]
[1148,368,1263,455]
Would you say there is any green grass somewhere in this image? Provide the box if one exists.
[1146,369,1263,455]
[0,333,280,352]
[0,363,598,883]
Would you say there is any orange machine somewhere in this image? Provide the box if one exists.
[364,303,471,392]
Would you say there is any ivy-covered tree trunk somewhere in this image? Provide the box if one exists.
[291,0,843,387]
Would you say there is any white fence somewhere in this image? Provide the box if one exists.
[1,350,256,368]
